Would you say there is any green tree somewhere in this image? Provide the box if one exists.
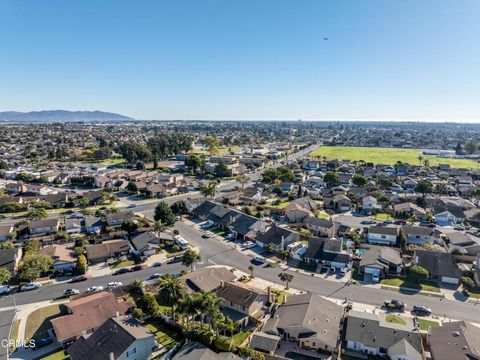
[139,293,161,317]
[0,267,11,284]
[26,208,48,220]
[158,274,186,322]
[215,161,229,178]
[465,140,477,155]
[461,276,475,290]
[235,175,249,189]
[199,182,218,198]
[129,279,144,294]
[17,254,53,282]
[409,265,429,280]
[170,200,188,215]
[278,272,294,290]
[352,174,367,186]
[415,180,433,194]
[121,220,138,240]
[204,135,220,155]
[182,249,201,272]
[0,202,23,213]
[323,172,340,187]
[79,197,90,207]
[185,154,203,174]
[0,241,14,250]
[154,201,176,227]
[76,254,87,274]
[25,239,40,255]
[248,265,254,278]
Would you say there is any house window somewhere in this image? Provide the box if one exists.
[126,348,136,357]
[381,235,386,239]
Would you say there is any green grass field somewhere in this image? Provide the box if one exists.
[417,319,439,331]
[310,146,480,168]
[386,314,406,325]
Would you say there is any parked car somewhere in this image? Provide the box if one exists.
[329,267,336,274]
[201,234,211,239]
[371,273,380,283]
[21,282,41,292]
[86,286,104,293]
[361,220,375,225]
[32,338,53,350]
[412,305,431,316]
[252,256,265,264]
[131,264,144,272]
[127,204,137,208]
[63,289,80,297]
[175,215,181,221]
[149,273,163,280]
[113,268,130,275]
[69,275,88,283]
[152,262,162,267]
[167,255,183,264]
[384,299,406,311]
[107,282,122,288]
[340,268,349,276]
[0,285,10,295]
[242,242,256,249]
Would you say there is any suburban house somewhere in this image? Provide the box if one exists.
[228,213,264,241]
[428,321,480,360]
[402,226,437,245]
[67,315,155,360]
[51,291,134,345]
[263,293,343,355]
[39,245,76,272]
[303,217,335,238]
[65,218,82,234]
[393,202,426,219]
[362,196,380,212]
[356,245,403,280]
[145,184,168,198]
[180,266,237,293]
[0,247,22,275]
[413,250,462,284]
[29,218,59,235]
[0,225,13,242]
[325,194,352,212]
[105,211,134,227]
[216,281,267,328]
[344,311,423,360]
[447,232,480,256]
[304,237,352,270]
[172,341,241,360]
[83,216,103,235]
[85,239,131,264]
[283,203,313,223]
[255,225,300,251]
[191,200,218,220]
[249,332,281,355]
[434,207,465,226]
[367,226,398,246]
[131,232,162,257]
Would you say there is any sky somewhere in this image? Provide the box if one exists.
[0,0,479,121]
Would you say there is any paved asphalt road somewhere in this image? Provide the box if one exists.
[175,221,480,323]
[0,309,15,360]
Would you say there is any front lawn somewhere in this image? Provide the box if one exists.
[25,305,62,341]
[143,319,183,350]
[466,288,480,299]
[385,314,406,325]
[269,201,291,209]
[41,349,70,360]
[373,213,394,221]
[267,288,291,304]
[231,331,250,347]
[417,319,439,331]
[380,277,440,293]
[109,258,135,269]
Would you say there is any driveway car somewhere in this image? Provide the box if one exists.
[86,286,104,293]
[113,268,130,275]
[412,305,432,316]
[107,282,122,288]
[69,275,88,283]
[64,289,80,297]
[20,282,41,292]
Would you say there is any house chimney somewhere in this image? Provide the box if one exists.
[283,294,287,304]
[220,280,225,287]
[267,286,272,303]
[281,236,285,249]
[109,352,115,360]
[116,311,120,318]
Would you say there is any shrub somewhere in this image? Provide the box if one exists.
[409,265,429,280]
[461,276,475,290]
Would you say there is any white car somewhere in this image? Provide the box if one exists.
[86,286,104,293]
[371,273,380,283]
[64,288,80,297]
[107,282,122,288]
[242,242,256,249]
[0,285,10,295]
[20,282,41,292]
[253,256,266,264]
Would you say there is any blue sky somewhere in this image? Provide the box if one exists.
[0,0,479,121]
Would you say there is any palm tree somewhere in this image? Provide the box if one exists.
[248,265,254,278]
[278,272,294,290]
[418,155,423,165]
[178,295,196,331]
[182,249,201,272]
[423,159,430,167]
[201,292,221,331]
[157,274,186,323]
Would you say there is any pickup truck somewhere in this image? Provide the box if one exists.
[383,299,406,311]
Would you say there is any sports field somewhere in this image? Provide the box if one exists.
[310,146,480,168]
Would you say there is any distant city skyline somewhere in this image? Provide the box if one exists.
[1,0,479,122]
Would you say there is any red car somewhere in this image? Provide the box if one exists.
[69,275,88,283]
[131,265,144,272]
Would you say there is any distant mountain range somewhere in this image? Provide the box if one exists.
[0,110,134,122]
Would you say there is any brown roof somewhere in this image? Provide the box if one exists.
[51,291,133,342]
[39,245,76,264]
[85,240,130,260]
[216,281,265,308]
[429,321,480,360]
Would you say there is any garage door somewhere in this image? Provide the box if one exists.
[364,267,380,276]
